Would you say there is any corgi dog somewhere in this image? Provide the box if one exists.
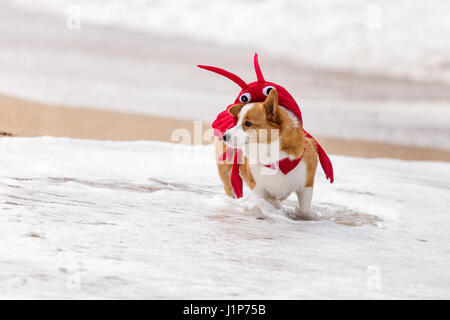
[215,89,318,218]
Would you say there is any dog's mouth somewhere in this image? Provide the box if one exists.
[223,135,248,149]
[224,141,247,149]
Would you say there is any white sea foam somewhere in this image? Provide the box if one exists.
[9,0,450,84]
[1,138,450,298]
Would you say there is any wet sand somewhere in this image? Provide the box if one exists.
[1,94,449,162]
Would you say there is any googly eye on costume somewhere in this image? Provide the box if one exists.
[262,86,275,96]
[239,92,251,103]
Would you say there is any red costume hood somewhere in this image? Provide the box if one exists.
[198,53,333,198]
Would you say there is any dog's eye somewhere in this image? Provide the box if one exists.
[239,92,251,103]
[244,120,253,127]
[262,86,275,96]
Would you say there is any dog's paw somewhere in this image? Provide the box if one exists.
[255,199,292,222]
[295,209,320,221]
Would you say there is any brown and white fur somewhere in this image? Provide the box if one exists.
[215,89,318,219]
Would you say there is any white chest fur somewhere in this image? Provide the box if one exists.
[249,160,307,200]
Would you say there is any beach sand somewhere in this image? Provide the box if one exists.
[1,94,449,162]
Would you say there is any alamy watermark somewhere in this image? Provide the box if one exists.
[366,265,382,291]
[67,6,81,30]
[170,120,283,175]
[366,4,382,31]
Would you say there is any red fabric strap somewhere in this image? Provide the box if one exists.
[264,147,306,174]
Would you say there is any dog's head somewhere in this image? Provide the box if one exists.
[223,89,304,163]
[222,89,283,148]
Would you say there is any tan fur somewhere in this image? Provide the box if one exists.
[228,103,244,117]
[302,137,318,188]
[215,139,256,195]
[214,140,234,197]
[239,156,256,189]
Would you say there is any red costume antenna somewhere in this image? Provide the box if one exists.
[253,53,265,82]
[197,65,248,89]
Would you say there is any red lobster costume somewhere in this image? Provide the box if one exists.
[198,53,334,198]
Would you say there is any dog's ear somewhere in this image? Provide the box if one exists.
[228,103,244,117]
[263,89,280,123]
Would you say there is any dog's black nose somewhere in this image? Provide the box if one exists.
[222,134,229,142]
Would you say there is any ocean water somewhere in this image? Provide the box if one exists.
[10,0,450,84]
[1,137,450,298]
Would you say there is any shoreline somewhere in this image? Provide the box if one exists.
[1,94,449,162]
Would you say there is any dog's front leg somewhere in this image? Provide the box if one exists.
[255,188,282,210]
[265,197,282,210]
[252,188,282,211]
[254,197,285,221]
[295,187,318,220]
